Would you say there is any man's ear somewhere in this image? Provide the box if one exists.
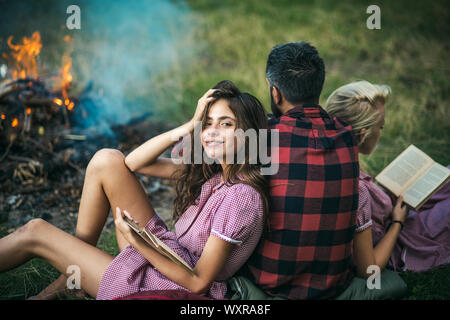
[271,86,282,105]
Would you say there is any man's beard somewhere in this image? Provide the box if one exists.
[270,87,283,118]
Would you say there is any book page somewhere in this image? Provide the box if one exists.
[144,229,194,273]
[125,218,159,247]
[403,162,450,208]
[375,145,434,195]
[124,217,194,274]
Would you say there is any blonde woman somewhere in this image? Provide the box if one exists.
[325,81,450,299]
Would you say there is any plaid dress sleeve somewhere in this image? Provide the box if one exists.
[211,184,264,246]
[355,179,373,233]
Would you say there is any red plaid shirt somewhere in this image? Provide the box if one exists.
[242,104,359,300]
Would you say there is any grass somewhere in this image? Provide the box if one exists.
[0,0,449,300]
[1,225,449,300]
[175,0,450,174]
[0,225,120,300]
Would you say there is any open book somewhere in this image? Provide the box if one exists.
[124,216,195,275]
[375,145,450,210]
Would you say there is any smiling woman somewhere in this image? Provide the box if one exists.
[172,80,270,223]
[201,99,237,161]
[0,79,271,300]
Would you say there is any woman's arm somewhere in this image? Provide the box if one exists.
[353,224,402,278]
[115,208,232,294]
[124,122,193,178]
[352,196,409,278]
[124,89,217,178]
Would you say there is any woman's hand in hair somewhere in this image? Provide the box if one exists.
[191,89,217,124]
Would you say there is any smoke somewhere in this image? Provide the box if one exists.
[0,0,199,136]
[71,0,198,135]
[73,0,197,133]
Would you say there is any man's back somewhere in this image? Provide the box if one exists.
[244,104,359,300]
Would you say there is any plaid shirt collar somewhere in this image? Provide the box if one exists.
[282,104,330,119]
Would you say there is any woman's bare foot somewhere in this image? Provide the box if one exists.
[27,274,87,300]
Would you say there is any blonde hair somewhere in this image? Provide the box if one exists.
[325,80,391,145]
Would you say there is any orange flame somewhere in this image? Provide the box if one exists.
[53,98,63,106]
[2,31,42,79]
[60,54,73,107]
[12,118,19,127]
[1,114,5,120]
[26,108,32,115]
[50,35,75,111]
[53,35,74,111]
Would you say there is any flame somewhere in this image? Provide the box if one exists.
[54,35,74,111]
[53,98,63,106]
[2,31,42,79]
[52,35,74,110]
[60,54,73,107]
[3,32,76,118]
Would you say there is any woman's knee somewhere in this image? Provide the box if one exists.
[17,218,49,248]
[87,148,126,174]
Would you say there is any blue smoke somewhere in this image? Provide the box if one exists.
[70,0,197,136]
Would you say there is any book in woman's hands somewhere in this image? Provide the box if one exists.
[375,145,450,210]
[124,216,195,275]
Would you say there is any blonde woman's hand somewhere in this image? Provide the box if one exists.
[191,89,217,124]
[392,195,409,223]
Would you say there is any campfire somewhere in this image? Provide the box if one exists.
[0,31,84,185]
[0,32,172,230]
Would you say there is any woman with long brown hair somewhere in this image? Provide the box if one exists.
[0,80,270,300]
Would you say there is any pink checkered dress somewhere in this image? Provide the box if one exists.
[96,173,264,300]
[355,168,450,272]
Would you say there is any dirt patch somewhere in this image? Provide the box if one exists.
[0,118,178,234]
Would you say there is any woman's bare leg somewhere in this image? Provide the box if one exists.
[0,218,114,298]
[75,148,157,249]
[30,148,158,299]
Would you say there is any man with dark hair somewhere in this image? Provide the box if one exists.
[266,42,325,117]
[239,42,360,300]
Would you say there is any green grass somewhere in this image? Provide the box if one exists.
[0,225,120,300]
[175,0,450,174]
[1,224,449,300]
[401,266,450,300]
[1,0,449,300]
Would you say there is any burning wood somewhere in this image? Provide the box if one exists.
[2,31,42,80]
[0,31,81,189]
[0,31,75,137]
[0,30,171,236]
